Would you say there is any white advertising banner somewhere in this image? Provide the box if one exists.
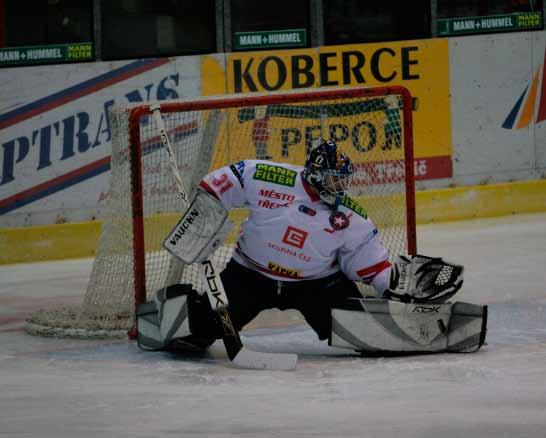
[449,31,546,185]
[0,56,202,227]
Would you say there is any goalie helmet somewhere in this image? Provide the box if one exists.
[303,140,354,208]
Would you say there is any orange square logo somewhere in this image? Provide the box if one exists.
[282,226,308,249]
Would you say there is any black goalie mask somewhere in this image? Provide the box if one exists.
[303,140,354,208]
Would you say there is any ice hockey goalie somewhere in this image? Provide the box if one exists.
[136,141,487,355]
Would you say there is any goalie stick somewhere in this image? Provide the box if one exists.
[150,104,297,371]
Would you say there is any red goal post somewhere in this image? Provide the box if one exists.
[25,86,416,339]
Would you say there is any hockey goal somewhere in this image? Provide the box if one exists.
[25,86,416,339]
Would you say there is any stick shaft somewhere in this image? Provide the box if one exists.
[150,104,243,360]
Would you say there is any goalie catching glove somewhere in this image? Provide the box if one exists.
[383,255,464,304]
[163,189,233,264]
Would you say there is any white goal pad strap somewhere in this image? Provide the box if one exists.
[163,189,233,264]
[330,298,487,354]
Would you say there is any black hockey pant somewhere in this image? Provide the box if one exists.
[220,259,361,340]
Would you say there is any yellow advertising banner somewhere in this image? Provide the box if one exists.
[201,39,452,180]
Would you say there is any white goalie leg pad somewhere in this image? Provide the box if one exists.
[330,298,487,354]
[137,284,220,351]
[163,189,233,264]
[136,285,193,350]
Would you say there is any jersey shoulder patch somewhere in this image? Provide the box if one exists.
[229,160,246,188]
[252,163,297,187]
[340,195,368,219]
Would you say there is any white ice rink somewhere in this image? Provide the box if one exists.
[1,213,545,438]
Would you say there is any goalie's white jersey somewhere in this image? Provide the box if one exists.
[200,160,391,290]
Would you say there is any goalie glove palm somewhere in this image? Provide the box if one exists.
[384,255,464,304]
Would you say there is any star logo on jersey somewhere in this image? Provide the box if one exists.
[329,211,350,231]
[282,226,308,249]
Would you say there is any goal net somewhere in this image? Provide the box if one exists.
[25,86,416,338]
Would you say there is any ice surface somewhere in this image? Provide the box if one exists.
[1,213,545,438]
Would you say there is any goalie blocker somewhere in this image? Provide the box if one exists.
[163,189,233,265]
